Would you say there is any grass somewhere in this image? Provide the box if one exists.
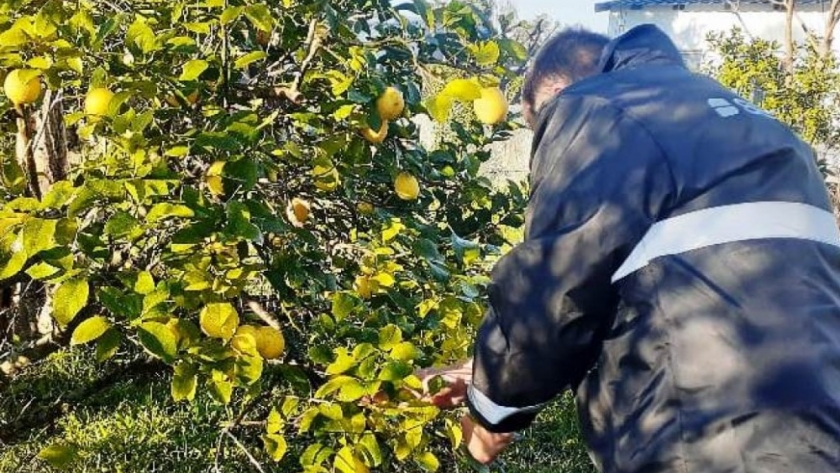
[0,348,594,473]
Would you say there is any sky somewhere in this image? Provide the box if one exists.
[506,0,609,33]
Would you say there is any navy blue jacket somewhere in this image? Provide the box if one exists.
[466,25,840,473]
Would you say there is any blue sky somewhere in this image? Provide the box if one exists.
[506,0,609,32]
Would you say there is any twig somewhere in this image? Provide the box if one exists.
[224,430,268,473]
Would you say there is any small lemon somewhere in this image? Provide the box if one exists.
[394,172,420,201]
[85,87,115,117]
[3,69,42,105]
[231,325,259,354]
[376,87,405,120]
[473,86,509,125]
[360,120,388,144]
[287,197,310,226]
[199,302,240,340]
[255,326,285,359]
[357,202,374,215]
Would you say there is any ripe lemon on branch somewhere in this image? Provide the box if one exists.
[287,198,311,227]
[394,172,420,200]
[473,86,508,125]
[3,69,42,106]
[234,325,285,359]
[85,87,115,118]
[199,303,240,340]
[376,86,404,120]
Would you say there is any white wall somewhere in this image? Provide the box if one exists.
[607,5,839,68]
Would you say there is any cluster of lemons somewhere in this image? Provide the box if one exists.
[198,303,286,360]
[4,68,115,117]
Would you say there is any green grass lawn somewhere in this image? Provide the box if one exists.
[0,348,595,473]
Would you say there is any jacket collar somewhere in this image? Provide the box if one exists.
[598,24,686,73]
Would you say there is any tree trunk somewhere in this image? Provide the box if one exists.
[1,90,70,362]
[784,0,797,72]
[822,0,840,59]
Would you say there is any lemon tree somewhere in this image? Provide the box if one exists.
[0,0,530,470]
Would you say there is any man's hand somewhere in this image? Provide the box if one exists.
[414,358,473,409]
[460,413,515,465]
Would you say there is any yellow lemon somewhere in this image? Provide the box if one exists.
[287,197,310,226]
[3,69,42,105]
[85,87,115,117]
[255,326,285,359]
[360,120,388,144]
[473,86,509,125]
[313,164,340,192]
[376,87,405,120]
[357,202,374,215]
[394,172,420,201]
[199,302,240,340]
[231,325,259,354]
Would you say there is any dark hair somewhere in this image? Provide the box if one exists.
[522,28,611,106]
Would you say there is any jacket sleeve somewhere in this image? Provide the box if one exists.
[466,96,676,433]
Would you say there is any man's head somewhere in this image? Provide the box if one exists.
[521,28,611,129]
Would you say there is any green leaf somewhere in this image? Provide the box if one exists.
[326,348,356,375]
[220,6,244,24]
[225,201,261,241]
[281,397,299,417]
[415,451,440,472]
[105,212,140,238]
[53,278,89,326]
[171,362,197,402]
[22,218,57,256]
[424,94,453,123]
[444,417,462,449]
[331,292,356,321]
[378,361,412,381]
[337,377,367,402]
[126,17,157,53]
[315,375,349,398]
[334,446,359,473]
[26,261,60,280]
[499,38,528,62]
[236,353,263,385]
[179,59,208,81]
[70,316,110,345]
[266,407,283,434]
[244,5,274,32]
[378,324,402,350]
[40,181,76,209]
[210,371,233,404]
[137,321,178,363]
[146,203,194,222]
[0,235,27,281]
[95,328,121,362]
[134,271,155,295]
[234,51,266,69]
[440,78,482,101]
[382,220,405,242]
[301,443,334,467]
[391,342,419,362]
[359,433,383,467]
[471,41,500,67]
[263,434,288,462]
[38,443,78,470]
